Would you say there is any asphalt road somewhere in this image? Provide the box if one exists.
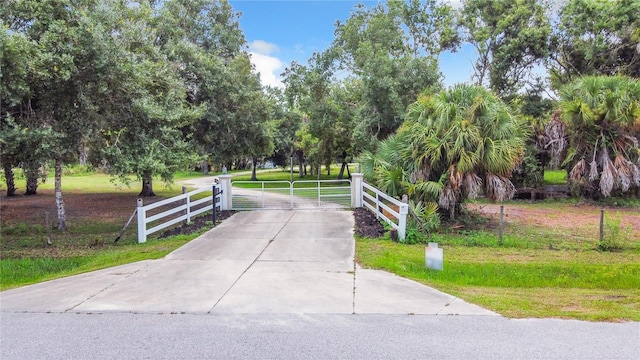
[1,312,638,359]
[2,203,639,359]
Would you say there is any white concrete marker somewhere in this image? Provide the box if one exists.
[426,242,443,271]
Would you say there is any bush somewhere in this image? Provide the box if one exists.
[63,164,95,176]
[598,212,631,251]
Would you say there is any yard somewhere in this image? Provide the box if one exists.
[1,170,639,321]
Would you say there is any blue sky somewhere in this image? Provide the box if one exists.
[229,0,474,88]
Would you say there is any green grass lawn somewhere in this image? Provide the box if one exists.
[4,170,215,195]
[544,169,567,185]
[356,237,640,321]
[231,164,352,182]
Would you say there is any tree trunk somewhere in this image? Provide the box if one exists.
[326,164,330,176]
[202,160,209,175]
[54,157,66,230]
[78,142,88,165]
[297,151,304,178]
[3,163,16,196]
[25,162,39,195]
[139,170,156,197]
[250,157,258,181]
[338,162,346,180]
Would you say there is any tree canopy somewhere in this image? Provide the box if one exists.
[362,85,528,220]
[2,0,639,231]
[558,75,640,198]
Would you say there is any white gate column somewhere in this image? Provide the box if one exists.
[351,173,363,208]
[219,175,233,210]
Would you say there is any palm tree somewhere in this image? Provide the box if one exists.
[365,84,528,219]
[359,133,412,197]
[558,76,640,198]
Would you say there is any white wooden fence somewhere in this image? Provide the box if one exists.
[137,185,221,243]
[135,173,407,242]
[354,175,408,240]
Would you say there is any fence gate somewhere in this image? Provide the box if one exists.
[231,180,351,210]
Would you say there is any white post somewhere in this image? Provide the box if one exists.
[351,173,363,208]
[182,186,188,225]
[185,191,191,224]
[219,175,232,210]
[136,198,146,243]
[290,181,294,209]
[398,200,409,241]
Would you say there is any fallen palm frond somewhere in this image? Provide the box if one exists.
[599,150,616,197]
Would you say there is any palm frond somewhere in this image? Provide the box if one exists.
[448,165,462,191]
[614,154,633,192]
[599,150,616,197]
[588,159,599,182]
[462,172,482,199]
[408,200,440,233]
[410,180,443,201]
[569,158,587,184]
[633,161,640,187]
[484,173,515,202]
[438,185,456,211]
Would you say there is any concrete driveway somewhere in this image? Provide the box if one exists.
[0,210,496,316]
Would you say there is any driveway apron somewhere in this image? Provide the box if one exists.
[1,210,497,316]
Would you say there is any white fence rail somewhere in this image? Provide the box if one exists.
[134,174,407,242]
[361,182,408,240]
[137,185,221,243]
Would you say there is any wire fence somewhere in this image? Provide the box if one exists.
[2,190,639,252]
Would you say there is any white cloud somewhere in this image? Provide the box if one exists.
[249,51,284,88]
[248,40,279,55]
[444,0,463,9]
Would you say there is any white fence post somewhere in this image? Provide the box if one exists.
[399,195,409,241]
[219,174,232,210]
[185,189,191,224]
[137,198,146,243]
[398,201,409,241]
[351,173,363,208]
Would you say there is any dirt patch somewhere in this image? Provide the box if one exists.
[1,190,139,225]
[353,207,386,238]
[1,190,235,259]
[468,203,640,241]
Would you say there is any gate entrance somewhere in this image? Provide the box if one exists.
[230,180,351,210]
